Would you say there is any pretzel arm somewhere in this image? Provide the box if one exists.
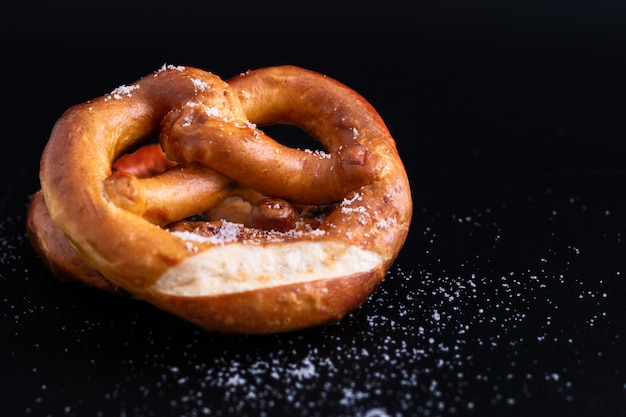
[160,107,381,205]
[103,164,236,225]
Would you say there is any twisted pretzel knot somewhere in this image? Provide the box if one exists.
[27,65,412,333]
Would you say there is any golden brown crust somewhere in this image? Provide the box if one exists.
[29,65,412,333]
[245,198,299,232]
[160,106,383,205]
[227,66,412,258]
[156,266,387,334]
[26,191,123,293]
[103,164,236,225]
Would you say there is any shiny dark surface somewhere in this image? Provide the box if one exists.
[3,2,626,416]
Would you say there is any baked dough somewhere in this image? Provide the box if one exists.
[28,65,413,333]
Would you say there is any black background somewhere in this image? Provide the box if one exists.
[3,1,626,416]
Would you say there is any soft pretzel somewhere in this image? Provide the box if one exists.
[29,64,412,333]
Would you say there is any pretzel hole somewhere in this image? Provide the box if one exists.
[261,124,326,154]
[112,140,174,178]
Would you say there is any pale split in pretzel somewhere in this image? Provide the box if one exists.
[27,64,413,333]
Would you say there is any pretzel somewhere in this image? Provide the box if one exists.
[29,65,412,333]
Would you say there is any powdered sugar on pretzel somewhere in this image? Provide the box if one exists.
[30,64,412,333]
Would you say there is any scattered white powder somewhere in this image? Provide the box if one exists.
[340,387,370,406]
[307,228,326,237]
[104,84,140,101]
[225,374,246,386]
[341,205,367,215]
[156,63,186,74]
[286,357,316,381]
[233,120,257,130]
[9,178,626,417]
[181,114,194,127]
[168,220,326,251]
[375,218,396,229]
[304,148,332,159]
[169,221,242,246]
[204,106,222,117]
[341,192,363,207]
[191,78,209,92]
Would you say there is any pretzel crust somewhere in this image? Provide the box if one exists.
[31,65,412,333]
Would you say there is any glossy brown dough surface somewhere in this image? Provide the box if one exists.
[28,65,413,333]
